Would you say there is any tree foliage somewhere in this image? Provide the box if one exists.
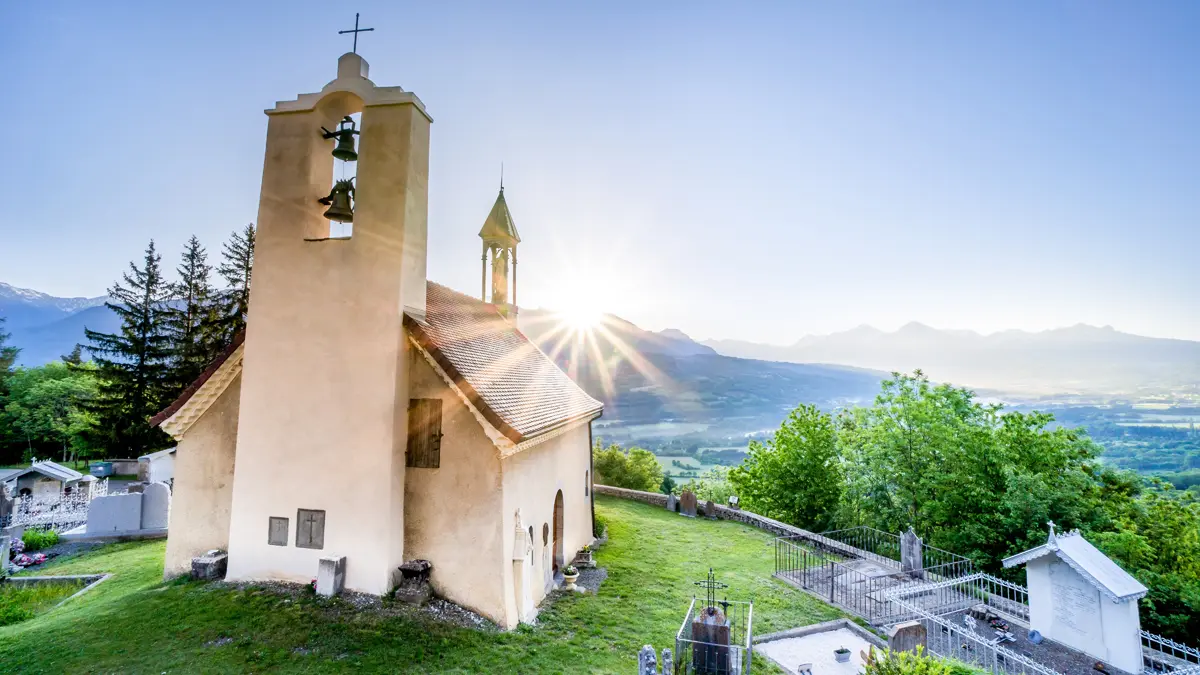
[82,240,174,456]
[592,440,663,492]
[728,371,1200,640]
[3,362,100,463]
[164,235,223,392]
[729,403,842,530]
[217,224,255,342]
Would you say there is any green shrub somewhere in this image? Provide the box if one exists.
[866,647,952,675]
[592,512,608,538]
[22,528,59,552]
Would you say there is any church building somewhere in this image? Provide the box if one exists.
[151,51,603,629]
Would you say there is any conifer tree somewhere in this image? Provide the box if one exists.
[217,223,255,342]
[0,317,18,386]
[165,236,220,392]
[61,344,84,365]
[83,240,173,455]
[0,317,21,461]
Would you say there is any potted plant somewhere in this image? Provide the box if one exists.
[834,647,850,663]
[562,564,580,591]
[576,545,594,566]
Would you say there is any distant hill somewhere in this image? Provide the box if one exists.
[0,282,112,366]
[517,309,883,435]
[703,322,1200,396]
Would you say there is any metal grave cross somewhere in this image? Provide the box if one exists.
[339,13,375,54]
[694,568,729,615]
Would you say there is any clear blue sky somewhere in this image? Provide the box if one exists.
[2,2,1197,342]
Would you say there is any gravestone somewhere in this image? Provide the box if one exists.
[901,527,923,573]
[888,621,927,653]
[666,495,677,512]
[316,555,346,597]
[140,482,170,529]
[396,559,433,605]
[639,644,658,675]
[704,500,716,519]
[0,486,12,524]
[86,493,142,533]
[0,536,10,574]
[679,490,697,518]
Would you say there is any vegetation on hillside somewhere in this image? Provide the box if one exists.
[727,371,1200,641]
[592,441,663,492]
[0,227,254,464]
[0,498,841,673]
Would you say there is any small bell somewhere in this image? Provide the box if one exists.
[321,116,360,162]
[318,178,355,223]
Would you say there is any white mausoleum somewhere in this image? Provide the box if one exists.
[1003,525,1148,674]
[152,51,602,629]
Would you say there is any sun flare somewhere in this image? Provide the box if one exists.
[560,305,604,333]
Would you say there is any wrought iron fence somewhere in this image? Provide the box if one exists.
[674,597,753,675]
[2,478,108,532]
[1143,631,1200,674]
[818,526,903,566]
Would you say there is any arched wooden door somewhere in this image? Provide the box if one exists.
[552,490,564,573]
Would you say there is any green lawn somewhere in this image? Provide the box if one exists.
[0,495,842,674]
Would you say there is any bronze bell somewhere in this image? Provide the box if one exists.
[321,116,360,162]
[318,178,355,223]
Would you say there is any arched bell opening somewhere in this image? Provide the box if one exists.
[313,92,364,240]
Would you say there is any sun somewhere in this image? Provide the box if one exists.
[561,304,604,333]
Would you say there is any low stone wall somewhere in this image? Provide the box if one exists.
[594,484,822,541]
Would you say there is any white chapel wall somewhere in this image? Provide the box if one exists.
[164,374,241,577]
[499,422,593,629]
[404,350,506,622]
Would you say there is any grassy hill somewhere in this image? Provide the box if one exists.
[0,496,842,674]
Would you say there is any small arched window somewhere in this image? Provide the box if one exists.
[542,523,549,546]
[585,470,590,496]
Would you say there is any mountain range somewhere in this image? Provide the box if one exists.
[0,283,116,366]
[703,322,1200,396]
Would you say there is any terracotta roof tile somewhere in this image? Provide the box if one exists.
[408,282,602,443]
[150,332,245,427]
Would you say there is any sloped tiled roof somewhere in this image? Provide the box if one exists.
[150,332,246,428]
[0,461,84,484]
[1003,528,1148,602]
[407,282,601,443]
[154,282,602,446]
[477,188,520,244]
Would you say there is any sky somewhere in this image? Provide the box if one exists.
[2,2,1198,343]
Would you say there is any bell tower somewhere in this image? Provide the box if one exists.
[479,186,521,316]
[225,49,432,595]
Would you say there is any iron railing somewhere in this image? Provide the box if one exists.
[674,597,753,675]
[1143,631,1200,674]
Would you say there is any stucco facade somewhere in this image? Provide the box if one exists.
[164,375,241,576]
[404,348,506,620]
[156,51,602,630]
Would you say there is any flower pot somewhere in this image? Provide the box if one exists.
[563,573,579,591]
[834,650,850,663]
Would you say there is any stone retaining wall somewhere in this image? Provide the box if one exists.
[594,484,822,541]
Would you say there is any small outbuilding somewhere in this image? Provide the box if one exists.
[0,460,88,501]
[137,448,176,485]
[1003,523,1147,674]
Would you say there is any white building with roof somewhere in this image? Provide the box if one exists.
[0,460,90,501]
[1003,524,1147,674]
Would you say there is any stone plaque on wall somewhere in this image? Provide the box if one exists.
[268,517,289,546]
[296,509,326,550]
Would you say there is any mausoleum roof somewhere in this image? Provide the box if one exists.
[0,460,84,485]
[406,282,602,444]
[1002,529,1149,602]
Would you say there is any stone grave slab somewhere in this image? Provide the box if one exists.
[888,621,926,653]
[140,482,170,529]
[679,490,697,518]
[87,493,142,533]
[317,555,346,597]
[666,495,677,512]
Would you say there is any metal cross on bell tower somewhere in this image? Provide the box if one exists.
[339,13,374,54]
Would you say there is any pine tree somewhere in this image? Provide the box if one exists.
[165,236,220,392]
[217,223,255,342]
[83,240,174,456]
[0,317,18,385]
[61,344,84,365]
